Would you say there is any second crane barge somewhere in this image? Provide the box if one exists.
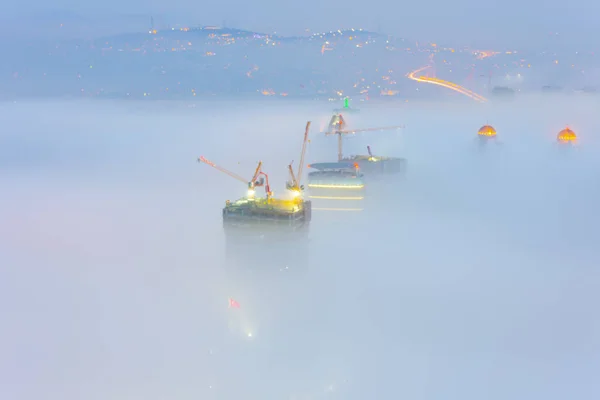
[323,113,407,177]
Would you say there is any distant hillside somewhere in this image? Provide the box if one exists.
[93,26,386,48]
[1,25,597,101]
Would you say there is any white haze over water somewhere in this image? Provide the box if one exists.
[1,96,599,399]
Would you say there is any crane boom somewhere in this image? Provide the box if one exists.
[322,125,405,161]
[296,121,311,186]
[288,164,298,188]
[250,161,263,184]
[197,155,248,184]
[325,125,405,135]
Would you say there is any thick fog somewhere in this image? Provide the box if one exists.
[1,96,599,399]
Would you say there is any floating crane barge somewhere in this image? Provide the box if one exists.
[306,114,405,211]
[323,113,406,177]
[198,122,312,243]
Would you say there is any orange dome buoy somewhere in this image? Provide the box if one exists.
[478,125,497,138]
[557,127,577,144]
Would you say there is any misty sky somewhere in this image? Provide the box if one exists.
[2,0,600,48]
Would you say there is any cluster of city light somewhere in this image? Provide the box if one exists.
[41,22,600,103]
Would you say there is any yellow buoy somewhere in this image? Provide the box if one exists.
[478,125,497,138]
[557,127,577,144]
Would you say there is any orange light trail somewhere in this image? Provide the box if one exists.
[474,50,500,60]
[406,66,488,102]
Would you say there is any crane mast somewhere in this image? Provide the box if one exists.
[287,121,311,197]
[297,122,310,182]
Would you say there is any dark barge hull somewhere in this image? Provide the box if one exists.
[343,157,407,176]
[223,200,311,269]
